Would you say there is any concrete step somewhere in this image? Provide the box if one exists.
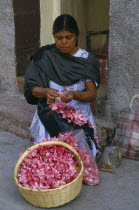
[0,96,36,140]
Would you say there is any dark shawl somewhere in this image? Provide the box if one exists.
[24,44,100,105]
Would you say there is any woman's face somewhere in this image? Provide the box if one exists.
[54,30,78,55]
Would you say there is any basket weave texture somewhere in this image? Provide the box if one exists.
[14,141,84,208]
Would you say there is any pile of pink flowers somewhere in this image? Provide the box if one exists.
[43,132,99,186]
[18,132,99,189]
[18,144,80,190]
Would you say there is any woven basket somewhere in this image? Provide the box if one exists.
[14,141,84,208]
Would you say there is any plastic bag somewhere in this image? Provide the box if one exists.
[112,94,139,160]
[59,129,99,186]
[99,145,123,173]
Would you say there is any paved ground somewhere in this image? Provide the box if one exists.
[0,128,139,210]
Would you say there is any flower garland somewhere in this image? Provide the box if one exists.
[50,100,91,127]
[49,99,99,145]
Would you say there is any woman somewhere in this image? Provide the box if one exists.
[24,14,100,157]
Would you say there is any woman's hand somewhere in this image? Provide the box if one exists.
[32,87,58,105]
[60,91,75,103]
[46,88,59,105]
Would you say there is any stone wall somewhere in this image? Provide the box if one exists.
[108,0,139,113]
[0,0,18,96]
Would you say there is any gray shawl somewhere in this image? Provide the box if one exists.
[24,44,100,105]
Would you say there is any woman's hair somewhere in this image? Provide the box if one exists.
[53,14,79,36]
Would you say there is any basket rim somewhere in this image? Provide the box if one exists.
[14,141,84,192]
